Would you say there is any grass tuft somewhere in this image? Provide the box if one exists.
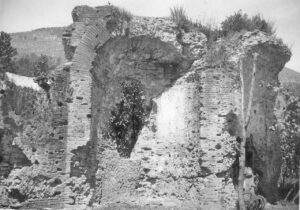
[170,6,192,32]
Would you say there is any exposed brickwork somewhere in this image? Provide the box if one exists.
[65,22,110,177]
[0,5,292,210]
[226,31,291,203]
[0,64,71,208]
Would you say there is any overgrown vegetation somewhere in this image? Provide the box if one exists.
[0,30,58,77]
[169,7,275,44]
[194,20,222,43]
[33,55,49,77]
[0,31,17,74]
[276,91,300,204]
[109,79,146,158]
[279,92,300,181]
[108,5,133,22]
[221,10,275,36]
[170,6,192,32]
[106,5,133,36]
[13,53,59,77]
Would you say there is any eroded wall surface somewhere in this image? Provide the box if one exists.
[0,5,292,210]
[0,65,71,209]
[233,32,291,202]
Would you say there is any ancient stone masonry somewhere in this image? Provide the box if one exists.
[0,5,292,210]
[0,64,71,209]
[227,31,291,203]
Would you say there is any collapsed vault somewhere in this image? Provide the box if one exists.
[0,4,292,210]
[63,6,291,208]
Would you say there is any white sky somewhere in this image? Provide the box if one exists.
[0,0,299,71]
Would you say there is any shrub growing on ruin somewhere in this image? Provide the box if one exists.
[170,6,192,32]
[109,5,133,22]
[279,93,300,180]
[0,31,17,74]
[221,10,275,36]
[194,21,222,44]
[33,54,49,77]
[109,79,146,157]
[107,5,133,35]
[118,7,133,22]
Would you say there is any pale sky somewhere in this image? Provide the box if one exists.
[0,0,299,71]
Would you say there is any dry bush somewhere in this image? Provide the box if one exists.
[170,6,192,32]
[110,5,133,22]
[221,10,276,36]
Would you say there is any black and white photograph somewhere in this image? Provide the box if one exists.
[0,0,299,209]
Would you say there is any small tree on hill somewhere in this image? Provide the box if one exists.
[0,31,17,74]
[33,54,49,77]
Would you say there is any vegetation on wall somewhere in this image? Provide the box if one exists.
[106,5,133,36]
[110,5,133,23]
[279,92,300,181]
[108,79,146,158]
[169,7,275,44]
[170,6,192,32]
[194,21,221,44]
[221,10,275,36]
[275,91,300,204]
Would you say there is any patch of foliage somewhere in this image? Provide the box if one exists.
[109,79,146,158]
[106,5,133,36]
[0,31,17,74]
[170,6,192,32]
[13,53,59,77]
[194,21,222,43]
[33,54,49,77]
[221,10,275,36]
[108,5,133,22]
[191,11,275,45]
[278,93,300,181]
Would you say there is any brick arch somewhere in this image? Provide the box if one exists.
[65,21,110,175]
[89,35,194,205]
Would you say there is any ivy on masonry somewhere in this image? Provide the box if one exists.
[109,79,146,157]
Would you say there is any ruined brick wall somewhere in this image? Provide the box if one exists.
[64,23,110,177]
[60,6,291,209]
[88,11,238,208]
[0,5,291,209]
[129,67,238,209]
[231,32,291,203]
[0,65,71,209]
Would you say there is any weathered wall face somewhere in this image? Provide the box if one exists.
[246,48,290,202]
[82,7,237,208]
[90,35,195,206]
[129,67,238,209]
[61,6,291,208]
[227,32,291,203]
[0,5,292,209]
[0,65,71,209]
